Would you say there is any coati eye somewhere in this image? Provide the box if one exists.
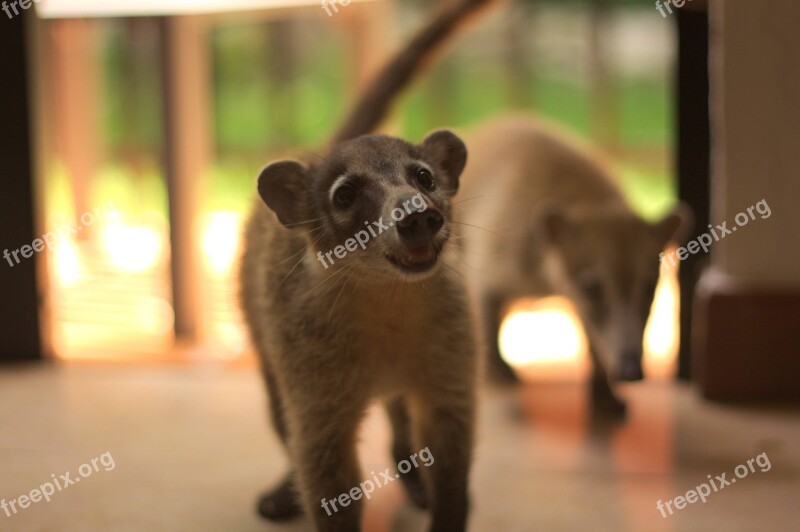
[332,184,358,208]
[415,167,436,191]
[581,278,604,304]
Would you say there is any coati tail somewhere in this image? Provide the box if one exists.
[330,0,495,145]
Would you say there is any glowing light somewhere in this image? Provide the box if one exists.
[54,238,82,286]
[102,218,163,273]
[644,259,680,376]
[498,266,680,380]
[499,297,588,372]
[211,323,247,359]
[135,297,176,335]
[201,212,241,276]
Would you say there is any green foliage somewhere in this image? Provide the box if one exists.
[82,4,674,219]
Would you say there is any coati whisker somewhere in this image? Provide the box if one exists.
[442,261,467,281]
[281,217,326,228]
[327,266,357,325]
[449,220,503,237]
[278,234,325,285]
[300,149,337,165]
[451,195,484,207]
[298,265,352,300]
[273,244,310,267]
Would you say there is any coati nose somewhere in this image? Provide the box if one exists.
[619,353,644,382]
[396,209,444,247]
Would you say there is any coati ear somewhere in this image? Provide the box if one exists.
[653,201,693,245]
[421,130,467,194]
[257,160,309,227]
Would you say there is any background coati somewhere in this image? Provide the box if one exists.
[457,115,689,414]
[239,1,493,530]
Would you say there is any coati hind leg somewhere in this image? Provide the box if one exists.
[257,368,303,521]
[482,293,519,383]
[588,345,627,416]
[386,397,429,509]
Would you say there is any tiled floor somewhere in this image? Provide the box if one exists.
[1,364,798,531]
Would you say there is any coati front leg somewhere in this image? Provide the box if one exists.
[588,344,627,416]
[284,377,368,532]
[386,397,429,509]
[257,367,303,521]
[410,393,475,532]
[482,292,519,383]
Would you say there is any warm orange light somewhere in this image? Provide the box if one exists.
[499,266,679,380]
[499,296,590,380]
[37,0,381,18]
[201,212,241,277]
[102,214,163,273]
[198,211,248,359]
[54,238,82,286]
[643,256,680,377]
[57,295,174,361]
[499,297,587,364]
[207,323,247,359]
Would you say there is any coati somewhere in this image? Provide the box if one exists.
[457,115,688,413]
[239,1,492,530]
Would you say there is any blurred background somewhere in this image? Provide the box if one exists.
[2,1,799,531]
[30,0,678,377]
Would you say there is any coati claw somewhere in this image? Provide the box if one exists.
[399,468,430,510]
[256,477,303,522]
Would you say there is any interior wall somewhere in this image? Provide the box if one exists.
[692,0,800,400]
[710,0,800,288]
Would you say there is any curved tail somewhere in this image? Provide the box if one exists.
[330,0,495,146]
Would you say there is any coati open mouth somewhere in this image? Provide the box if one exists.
[385,242,443,273]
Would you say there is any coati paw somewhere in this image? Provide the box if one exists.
[399,468,429,510]
[590,387,627,417]
[487,356,520,385]
[593,394,627,417]
[257,477,303,522]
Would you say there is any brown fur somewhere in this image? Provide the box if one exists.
[331,0,496,146]
[457,115,688,412]
[238,1,491,530]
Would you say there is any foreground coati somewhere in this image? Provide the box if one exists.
[239,1,492,530]
[458,115,688,413]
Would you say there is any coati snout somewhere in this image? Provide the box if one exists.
[257,131,466,280]
[540,205,686,384]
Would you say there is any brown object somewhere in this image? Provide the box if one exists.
[692,0,800,401]
[159,16,211,341]
[693,275,800,400]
